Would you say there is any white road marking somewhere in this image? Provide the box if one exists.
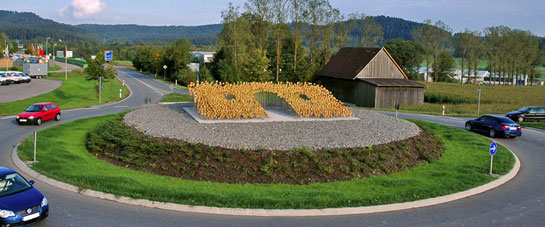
[129,75,167,95]
[1,116,15,120]
[114,105,129,108]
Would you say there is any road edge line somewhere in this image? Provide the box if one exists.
[11,140,521,217]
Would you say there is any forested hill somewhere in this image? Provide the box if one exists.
[76,24,221,46]
[374,16,422,40]
[1,10,424,46]
[0,10,96,41]
[77,16,422,46]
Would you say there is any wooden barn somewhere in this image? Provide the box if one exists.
[316,47,424,108]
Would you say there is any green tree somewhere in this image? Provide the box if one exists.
[432,51,456,82]
[84,51,116,81]
[288,0,308,70]
[217,3,253,75]
[242,48,272,81]
[355,14,383,47]
[271,0,289,82]
[453,30,473,83]
[161,38,192,80]
[244,0,273,51]
[412,20,451,82]
[384,38,425,80]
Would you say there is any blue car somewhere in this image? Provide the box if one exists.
[465,115,522,138]
[0,167,48,226]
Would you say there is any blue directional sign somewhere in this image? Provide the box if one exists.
[489,142,497,156]
[105,51,113,62]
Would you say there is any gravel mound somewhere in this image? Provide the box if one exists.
[124,104,421,151]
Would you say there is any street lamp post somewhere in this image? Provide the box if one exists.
[477,88,481,116]
[46,37,50,59]
[59,39,67,80]
[163,65,167,80]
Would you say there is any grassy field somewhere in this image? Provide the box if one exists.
[0,71,129,116]
[160,93,193,102]
[520,122,545,130]
[380,82,545,117]
[18,113,515,209]
[114,60,134,70]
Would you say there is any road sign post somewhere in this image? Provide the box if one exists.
[33,131,37,163]
[489,142,497,175]
[395,103,400,118]
[105,51,113,62]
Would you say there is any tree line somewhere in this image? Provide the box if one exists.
[208,0,544,85]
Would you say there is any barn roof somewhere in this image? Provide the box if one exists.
[316,47,382,80]
[358,78,425,88]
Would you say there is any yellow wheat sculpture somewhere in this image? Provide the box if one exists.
[188,81,353,119]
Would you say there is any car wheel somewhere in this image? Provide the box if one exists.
[55,113,61,121]
[518,116,524,122]
[36,118,42,125]
[465,123,472,131]
[489,129,496,138]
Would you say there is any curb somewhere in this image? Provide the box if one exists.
[11,142,521,217]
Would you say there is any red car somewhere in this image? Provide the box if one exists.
[16,102,61,125]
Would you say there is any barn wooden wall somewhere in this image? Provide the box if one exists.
[318,77,359,105]
[356,50,404,79]
[374,87,424,108]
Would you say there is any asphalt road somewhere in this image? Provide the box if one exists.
[1,68,544,226]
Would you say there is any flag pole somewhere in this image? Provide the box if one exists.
[5,40,8,71]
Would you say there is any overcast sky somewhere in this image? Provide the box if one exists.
[4,0,545,36]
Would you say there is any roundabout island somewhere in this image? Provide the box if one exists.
[14,81,517,215]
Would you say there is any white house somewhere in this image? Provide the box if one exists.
[418,67,528,85]
[192,51,215,63]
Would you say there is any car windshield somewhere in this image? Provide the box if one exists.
[25,105,43,112]
[0,173,32,197]
[517,107,530,112]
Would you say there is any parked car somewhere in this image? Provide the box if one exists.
[465,115,522,138]
[506,106,545,122]
[0,73,12,85]
[0,166,49,226]
[9,71,31,83]
[16,102,61,125]
[1,72,23,84]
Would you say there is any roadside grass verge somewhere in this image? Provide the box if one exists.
[160,93,193,102]
[0,71,129,116]
[520,122,545,130]
[114,61,135,70]
[18,113,515,209]
[379,82,545,117]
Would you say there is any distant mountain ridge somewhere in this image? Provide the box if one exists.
[76,23,221,46]
[1,10,425,46]
[0,10,96,41]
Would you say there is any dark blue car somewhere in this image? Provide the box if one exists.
[465,115,522,138]
[0,167,48,226]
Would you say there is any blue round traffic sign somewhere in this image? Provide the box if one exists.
[489,142,497,156]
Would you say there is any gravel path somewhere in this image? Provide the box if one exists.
[124,104,421,151]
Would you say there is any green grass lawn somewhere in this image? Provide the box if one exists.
[380,82,545,117]
[114,60,134,69]
[48,64,62,71]
[520,122,545,130]
[0,71,129,116]
[18,113,515,209]
[160,93,192,102]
